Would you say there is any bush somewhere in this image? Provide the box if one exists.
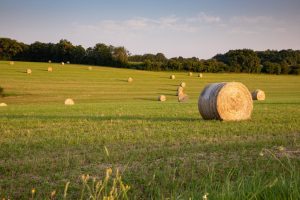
[289,65,300,75]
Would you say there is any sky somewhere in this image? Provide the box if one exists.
[0,0,300,59]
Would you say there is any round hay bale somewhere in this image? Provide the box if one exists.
[180,82,186,88]
[88,66,93,70]
[128,77,133,83]
[67,61,70,64]
[48,67,53,72]
[9,61,14,65]
[48,60,52,63]
[251,89,265,101]
[26,69,32,74]
[64,98,74,105]
[0,103,7,107]
[198,73,203,78]
[170,75,175,80]
[178,93,189,103]
[198,82,253,121]
[188,72,193,76]
[177,86,184,96]
[61,62,65,66]
[158,95,166,102]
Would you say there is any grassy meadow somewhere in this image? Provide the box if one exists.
[0,61,300,199]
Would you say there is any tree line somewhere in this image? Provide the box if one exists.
[1,37,299,74]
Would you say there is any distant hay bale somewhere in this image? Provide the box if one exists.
[128,77,133,83]
[198,73,203,78]
[48,67,53,72]
[158,95,166,102]
[61,62,65,65]
[251,89,265,101]
[26,69,32,74]
[0,103,7,107]
[178,93,189,103]
[177,86,184,96]
[48,60,52,63]
[170,75,175,80]
[88,66,93,70]
[188,72,193,76]
[198,82,253,121]
[9,61,14,65]
[67,61,70,64]
[180,82,186,88]
[64,98,74,105]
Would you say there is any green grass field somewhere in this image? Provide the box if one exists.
[0,61,300,199]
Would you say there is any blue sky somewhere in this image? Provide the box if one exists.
[0,0,299,58]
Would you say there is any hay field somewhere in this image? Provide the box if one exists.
[0,61,300,199]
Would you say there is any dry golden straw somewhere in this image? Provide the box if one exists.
[251,89,265,101]
[48,67,53,72]
[26,69,32,74]
[128,77,133,83]
[158,95,166,102]
[0,103,7,107]
[180,82,186,88]
[178,93,189,102]
[64,98,75,105]
[170,75,175,80]
[177,86,184,96]
[198,82,253,121]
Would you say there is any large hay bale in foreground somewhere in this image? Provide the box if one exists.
[251,89,265,101]
[170,75,175,80]
[128,77,133,83]
[64,98,74,105]
[158,95,166,102]
[177,86,184,96]
[198,82,253,121]
[26,69,32,74]
[180,82,186,88]
[0,103,7,107]
[48,67,53,72]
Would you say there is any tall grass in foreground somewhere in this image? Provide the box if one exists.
[2,149,298,200]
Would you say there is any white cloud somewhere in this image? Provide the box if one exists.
[187,12,221,23]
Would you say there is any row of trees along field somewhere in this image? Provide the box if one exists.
[1,37,299,74]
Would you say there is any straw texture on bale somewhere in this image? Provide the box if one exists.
[128,77,133,83]
[64,98,74,105]
[180,82,186,88]
[251,89,265,101]
[178,93,189,102]
[198,73,203,78]
[188,72,193,76]
[158,95,166,102]
[48,67,53,72]
[177,86,184,96]
[26,69,32,74]
[170,75,175,80]
[198,82,253,121]
[0,103,7,107]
